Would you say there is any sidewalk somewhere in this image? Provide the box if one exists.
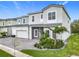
[0,44,32,57]
[71,55,79,57]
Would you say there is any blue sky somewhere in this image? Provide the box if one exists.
[0,1,79,21]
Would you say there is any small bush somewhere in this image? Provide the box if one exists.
[54,40,64,49]
[57,40,64,48]
[34,43,42,49]
[40,37,54,49]
[0,32,7,37]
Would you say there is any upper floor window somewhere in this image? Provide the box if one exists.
[17,19,21,24]
[32,16,34,22]
[41,14,43,19]
[3,22,4,26]
[18,19,20,23]
[23,19,26,23]
[48,12,56,20]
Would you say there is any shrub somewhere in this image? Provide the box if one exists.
[34,43,42,49]
[40,37,54,49]
[34,38,64,49]
[34,31,64,49]
[54,40,64,49]
[0,32,7,37]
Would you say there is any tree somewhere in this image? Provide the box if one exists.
[71,20,79,33]
[49,25,67,39]
[49,25,67,47]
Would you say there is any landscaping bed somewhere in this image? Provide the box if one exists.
[0,49,13,57]
[21,34,79,57]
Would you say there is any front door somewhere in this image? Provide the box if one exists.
[32,27,43,39]
[32,27,39,39]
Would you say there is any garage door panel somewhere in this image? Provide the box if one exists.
[16,30,28,38]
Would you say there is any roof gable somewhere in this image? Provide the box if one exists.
[42,4,71,20]
[28,4,71,20]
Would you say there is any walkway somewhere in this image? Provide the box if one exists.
[0,44,32,57]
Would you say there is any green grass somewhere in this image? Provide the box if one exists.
[0,49,13,57]
[21,34,79,57]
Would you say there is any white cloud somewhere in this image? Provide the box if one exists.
[62,1,69,5]
[13,1,20,10]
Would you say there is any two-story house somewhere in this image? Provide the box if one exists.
[0,4,71,41]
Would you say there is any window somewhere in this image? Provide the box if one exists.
[48,12,56,20]
[52,12,55,19]
[23,19,26,23]
[34,29,38,37]
[32,16,34,22]
[41,14,43,19]
[18,19,21,23]
[3,22,4,26]
[48,13,52,20]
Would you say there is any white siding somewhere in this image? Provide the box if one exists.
[28,7,63,25]
[17,17,29,24]
[29,13,43,24]
[43,7,63,24]
[61,8,71,41]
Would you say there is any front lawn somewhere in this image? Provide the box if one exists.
[21,34,79,57]
[0,49,13,57]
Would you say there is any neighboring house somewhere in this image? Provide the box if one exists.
[0,4,71,41]
[0,18,16,36]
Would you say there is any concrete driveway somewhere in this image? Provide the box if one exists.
[0,37,39,50]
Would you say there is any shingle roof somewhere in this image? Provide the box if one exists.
[0,18,17,21]
[16,15,28,19]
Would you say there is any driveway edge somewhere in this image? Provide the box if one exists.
[0,44,32,57]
